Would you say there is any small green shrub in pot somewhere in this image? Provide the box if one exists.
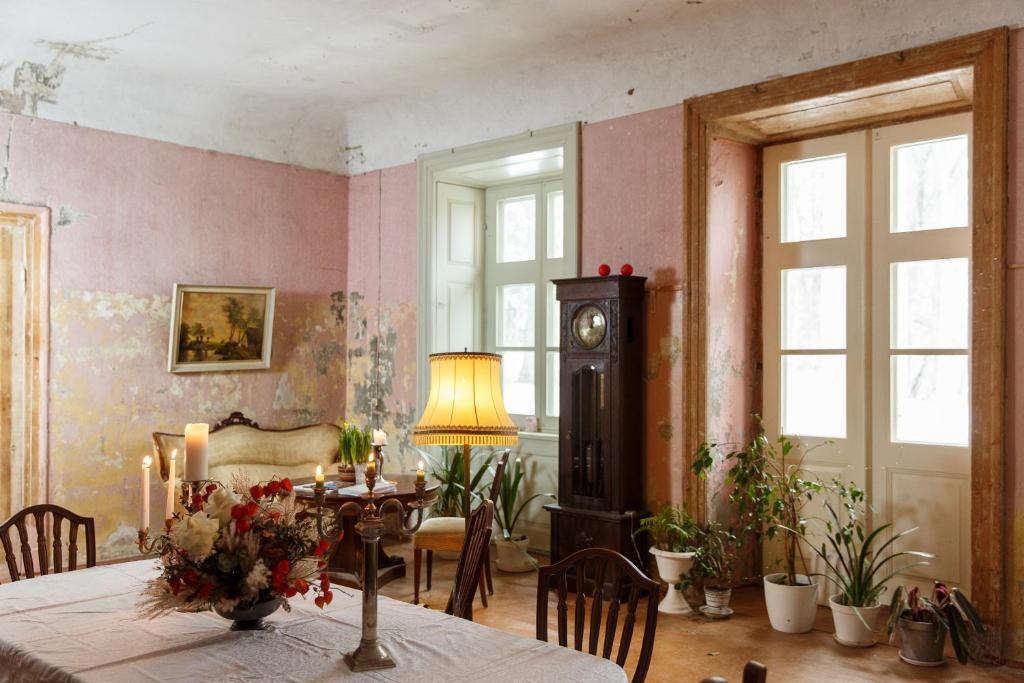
[419,446,496,518]
[493,458,554,572]
[688,521,737,612]
[635,504,700,614]
[337,423,373,480]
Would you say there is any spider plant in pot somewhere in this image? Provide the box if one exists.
[420,446,496,518]
[786,480,932,648]
[337,423,373,482]
[689,520,737,614]
[493,458,554,572]
[692,426,825,633]
[886,582,985,666]
[634,504,699,614]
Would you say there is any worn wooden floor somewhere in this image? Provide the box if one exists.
[378,541,1024,683]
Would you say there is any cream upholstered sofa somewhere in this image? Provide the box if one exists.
[152,412,341,484]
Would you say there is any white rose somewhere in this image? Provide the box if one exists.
[205,487,240,527]
[173,512,220,561]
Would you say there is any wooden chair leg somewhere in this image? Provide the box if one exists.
[484,546,494,595]
[426,549,433,591]
[479,573,488,608]
[414,548,422,605]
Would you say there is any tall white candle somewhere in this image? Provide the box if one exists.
[165,449,177,520]
[141,456,152,531]
[184,423,209,482]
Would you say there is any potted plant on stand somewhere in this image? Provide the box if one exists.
[886,582,985,666]
[494,458,554,572]
[689,520,737,618]
[337,423,373,482]
[692,427,825,633]
[635,504,698,614]
[789,480,932,647]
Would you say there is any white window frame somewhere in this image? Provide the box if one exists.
[416,124,580,428]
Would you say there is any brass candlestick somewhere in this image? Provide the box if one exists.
[339,467,431,672]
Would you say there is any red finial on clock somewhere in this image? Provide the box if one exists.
[620,263,634,276]
[597,263,611,277]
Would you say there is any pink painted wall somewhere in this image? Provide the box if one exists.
[0,113,348,558]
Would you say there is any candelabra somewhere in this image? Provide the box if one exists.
[327,466,430,672]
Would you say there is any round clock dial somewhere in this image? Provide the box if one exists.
[572,304,607,349]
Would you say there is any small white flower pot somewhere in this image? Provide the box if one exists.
[763,573,819,633]
[494,535,538,572]
[650,547,694,615]
[829,594,883,647]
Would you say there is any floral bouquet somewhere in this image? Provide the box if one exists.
[140,473,337,622]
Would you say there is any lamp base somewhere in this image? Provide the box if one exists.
[344,641,397,672]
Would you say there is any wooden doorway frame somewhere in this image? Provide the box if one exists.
[682,28,1008,653]
[0,202,50,519]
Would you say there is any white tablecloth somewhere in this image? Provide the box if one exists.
[0,560,626,683]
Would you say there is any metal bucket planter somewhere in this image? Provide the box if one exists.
[897,616,948,666]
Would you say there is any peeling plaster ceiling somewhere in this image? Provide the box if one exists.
[1,0,1022,173]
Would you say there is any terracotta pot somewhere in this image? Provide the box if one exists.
[337,463,356,482]
[650,547,695,615]
[829,594,883,647]
[763,573,818,633]
[897,616,948,666]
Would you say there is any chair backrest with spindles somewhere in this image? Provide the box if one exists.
[536,547,659,683]
[445,500,493,621]
[0,504,96,582]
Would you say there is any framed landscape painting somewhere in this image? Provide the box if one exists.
[167,284,276,372]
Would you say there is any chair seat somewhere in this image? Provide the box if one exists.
[413,516,466,552]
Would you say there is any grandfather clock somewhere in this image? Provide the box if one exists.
[545,275,647,577]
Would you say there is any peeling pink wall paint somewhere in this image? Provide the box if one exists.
[0,113,348,559]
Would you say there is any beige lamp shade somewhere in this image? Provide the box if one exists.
[413,352,518,446]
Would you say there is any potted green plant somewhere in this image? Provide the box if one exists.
[420,446,496,518]
[886,582,985,666]
[337,423,373,482]
[787,480,931,647]
[689,520,737,615]
[493,458,554,572]
[692,426,825,633]
[634,504,699,614]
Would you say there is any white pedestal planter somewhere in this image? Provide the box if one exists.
[829,595,883,647]
[494,535,538,572]
[763,573,819,633]
[650,548,694,615]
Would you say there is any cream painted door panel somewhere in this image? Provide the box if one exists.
[433,182,484,353]
[870,114,971,592]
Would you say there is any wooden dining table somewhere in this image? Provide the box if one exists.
[293,473,440,589]
[0,560,627,682]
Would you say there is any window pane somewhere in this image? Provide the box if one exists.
[547,190,564,259]
[498,195,536,262]
[547,282,559,347]
[893,136,968,233]
[501,350,535,415]
[892,354,968,446]
[782,266,846,349]
[892,258,968,349]
[546,351,560,417]
[498,284,535,347]
[782,154,846,243]
[782,354,846,438]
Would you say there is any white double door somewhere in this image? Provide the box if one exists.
[762,113,972,592]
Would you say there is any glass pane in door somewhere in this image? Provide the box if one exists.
[497,284,535,347]
[891,258,968,349]
[892,136,968,232]
[497,195,536,262]
[891,354,968,446]
[500,350,535,415]
[781,354,846,438]
[782,154,846,242]
[781,266,846,349]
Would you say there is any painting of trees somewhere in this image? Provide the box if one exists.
[171,287,275,370]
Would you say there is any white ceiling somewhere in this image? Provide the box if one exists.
[1,1,1022,173]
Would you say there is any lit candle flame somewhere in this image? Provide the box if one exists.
[417,460,424,470]
[143,455,152,468]
[170,448,177,461]
[368,453,375,463]
[316,464,323,476]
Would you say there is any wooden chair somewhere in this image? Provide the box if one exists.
[536,547,659,683]
[699,661,768,683]
[444,500,494,621]
[413,449,509,606]
[0,504,96,582]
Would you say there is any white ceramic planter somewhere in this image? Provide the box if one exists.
[829,594,883,647]
[763,573,819,633]
[494,535,538,572]
[650,547,694,615]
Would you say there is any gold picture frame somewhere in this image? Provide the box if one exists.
[167,284,276,373]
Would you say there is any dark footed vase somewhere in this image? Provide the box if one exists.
[214,598,280,631]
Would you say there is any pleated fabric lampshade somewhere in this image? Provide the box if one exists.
[414,352,518,520]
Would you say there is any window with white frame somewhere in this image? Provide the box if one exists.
[486,179,573,432]
[762,112,972,589]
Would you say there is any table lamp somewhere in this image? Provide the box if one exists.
[413,352,518,523]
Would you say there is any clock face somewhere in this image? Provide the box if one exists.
[572,304,607,349]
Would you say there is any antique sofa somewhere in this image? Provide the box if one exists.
[152,412,341,484]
